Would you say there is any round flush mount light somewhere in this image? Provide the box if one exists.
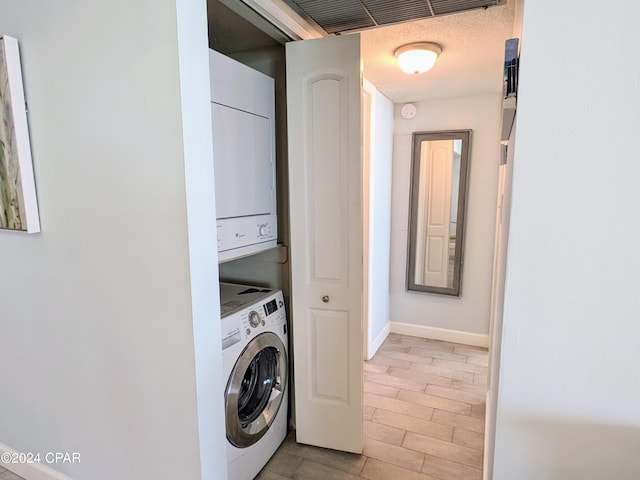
[394,42,442,74]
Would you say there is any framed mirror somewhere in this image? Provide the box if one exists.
[407,130,471,296]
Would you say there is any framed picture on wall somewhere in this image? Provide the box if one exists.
[0,34,40,233]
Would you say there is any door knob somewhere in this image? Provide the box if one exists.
[321,295,330,303]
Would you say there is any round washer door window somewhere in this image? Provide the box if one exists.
[225,332,288,448]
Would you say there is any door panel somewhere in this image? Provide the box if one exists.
[286,34,363,454]
[308,75,348,282]
[310,309,349,402]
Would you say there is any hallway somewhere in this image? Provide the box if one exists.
[258,333,488,479]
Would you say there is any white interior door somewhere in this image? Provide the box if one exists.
[286,34,363,454]
[485,144,515,477]
[417,139,453,287]
[362,80,373,360]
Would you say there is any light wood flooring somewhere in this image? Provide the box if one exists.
[257,333,489,480]
[0,466,24,480]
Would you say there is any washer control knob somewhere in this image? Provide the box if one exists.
[248,310,261,328]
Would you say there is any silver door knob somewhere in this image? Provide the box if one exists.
[321,295,330,303]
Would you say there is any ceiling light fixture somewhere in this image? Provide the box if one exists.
[394,42,442,74]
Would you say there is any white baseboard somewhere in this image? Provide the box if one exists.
[0,442,72,480]
[390,321,489,348]
[366,322,391,360]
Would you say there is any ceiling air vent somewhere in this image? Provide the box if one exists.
[282,0,506,34]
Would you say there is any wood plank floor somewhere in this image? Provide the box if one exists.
[258,333,488,480]
[0,467,24,480]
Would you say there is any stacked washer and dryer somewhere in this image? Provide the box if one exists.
[210,49,288,480]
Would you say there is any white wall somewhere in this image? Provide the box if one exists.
[390,94,501,341]
[0,1,226,479]
[484,121,517,480]
[365,82,394,357]
[177,1,229,479]
[492,1,640,478]
[483,1,523,477]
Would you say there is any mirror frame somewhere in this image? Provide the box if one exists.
[406,129,471,296]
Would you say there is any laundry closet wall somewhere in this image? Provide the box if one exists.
[0,1,226,479]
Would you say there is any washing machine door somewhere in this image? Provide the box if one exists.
[225,331,288,448]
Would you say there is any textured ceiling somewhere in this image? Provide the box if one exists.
[358,0,516,103]
[207,0,516,104]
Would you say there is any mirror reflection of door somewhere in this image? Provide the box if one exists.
[415,139,454,288]
[407,130,471,296]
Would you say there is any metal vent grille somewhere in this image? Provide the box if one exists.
[285,0,505,34]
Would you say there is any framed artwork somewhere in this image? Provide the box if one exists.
[0,35,39,233]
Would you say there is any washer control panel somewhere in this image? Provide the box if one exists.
[220,286,285,350]
[239,296,284,339]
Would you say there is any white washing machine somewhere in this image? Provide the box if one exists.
[219,282,288,480]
